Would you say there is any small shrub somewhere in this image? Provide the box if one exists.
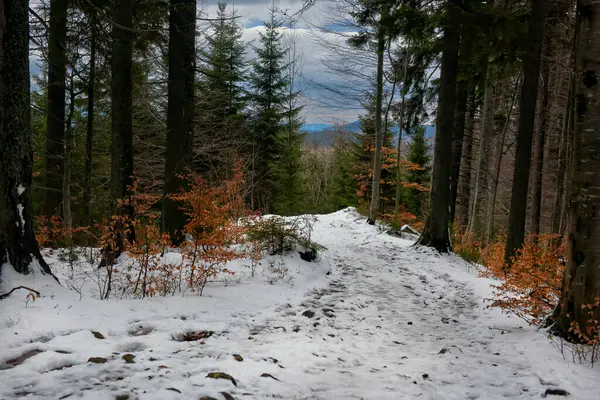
[172,170,248,295]
[481,234,565,325]
[246,215,326,259]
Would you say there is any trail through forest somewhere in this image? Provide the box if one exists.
[0,209,596,399]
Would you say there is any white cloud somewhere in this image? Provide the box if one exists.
[201,0,374,124]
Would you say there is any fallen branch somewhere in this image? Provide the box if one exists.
[0,286,41,300]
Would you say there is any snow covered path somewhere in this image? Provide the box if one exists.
[0,209,596,399]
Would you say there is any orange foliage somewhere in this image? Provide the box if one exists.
[480,234,565,325]
[36,215,65,248]
[172,169,248,295]
[94,171,253,298]
[569,299,600,346]
[381,210,423,232]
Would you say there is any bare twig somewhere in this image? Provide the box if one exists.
[0,286,41,300]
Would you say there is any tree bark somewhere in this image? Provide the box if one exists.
[468,63,495,240]
[504,0,546,265]
[456,87,475,231]
[553,0,600,339]
[62,71,76,246]
[449,2,473,226]
[417,0,460,252]
[487,75,520,240]
[394,54,408,217]
[0,0,54,277]
[83,4,96,230]
[101,0,135,266]
[367,11,386,225]
[529,38,551,236]
[111,0,134,214]
[552,73,573,237]
[42,0,68,218]
[163,0,195,244]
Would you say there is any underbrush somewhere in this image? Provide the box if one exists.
[36,171,326,300]
[453,229,600,365]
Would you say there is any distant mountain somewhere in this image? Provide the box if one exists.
[300,121,435,147]
[301,123,335,132]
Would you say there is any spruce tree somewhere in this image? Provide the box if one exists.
[248,6,299,213]
[196,1,246,178]
[403,126,431,218]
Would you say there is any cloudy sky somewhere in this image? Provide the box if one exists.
[199,0,377,125]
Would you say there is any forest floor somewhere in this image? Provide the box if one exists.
[0,208,597,399]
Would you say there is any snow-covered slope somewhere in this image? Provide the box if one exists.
[0,208,596,399]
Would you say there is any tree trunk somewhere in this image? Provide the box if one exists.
[394,54,409,217]
[487,75,520,241]
[417,0,460,252]
[529,38,551,236]
[468,64,495,240]
[163,0,195,244]
[551,73,572,237]
[449,3,473,226]
[367,12,386,225]
[102,0,135,266]
[111,0,134,213]
[504,0,546,265]
[62,71,76,246]
[456,87,475,231]
[42,0,68,218]
[0,0,54,277]
[83,5,96,231]
[553,0,600,339]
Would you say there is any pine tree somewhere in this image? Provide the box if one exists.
[505,0,546,264]
[552,0,600,340]
[163,0,195,244]
[248,6,293,213]
[196,1,246,178]
[42,0,68,218]
[417,0,460,252]
[403,126,431,218]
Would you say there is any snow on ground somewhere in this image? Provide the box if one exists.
[0,208,597,399]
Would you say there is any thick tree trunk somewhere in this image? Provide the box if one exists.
[0,0,54,277]
[553,0,600,339]
[163,0,195,244]
[42,0,68,218]
[101,0,135,267]
[456,87,475,231]
[83,5,96,230]
[417,0,460,252]
[529,39,551,236]
[449,5,473,226]
[110,0,134,213]
[468,65,495,240]
[504,0,546,265]
[367,15,386,225]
